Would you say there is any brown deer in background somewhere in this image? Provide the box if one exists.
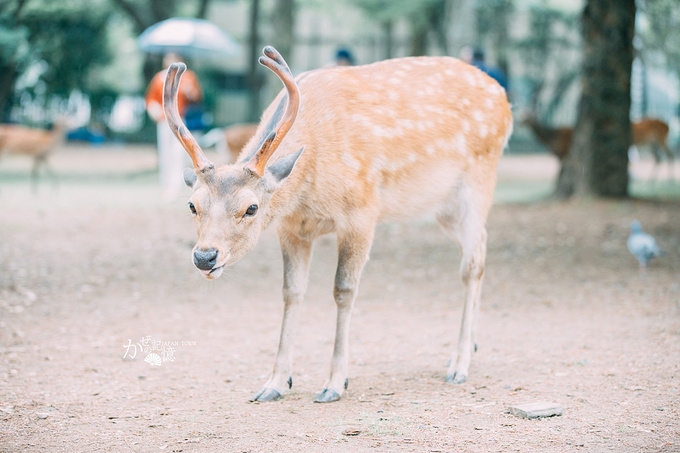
[0,120,67,187]
[221,123,259,163]
[522,81,675,180]
[164,47,513,403]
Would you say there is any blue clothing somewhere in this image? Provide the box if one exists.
[472,59,508,91]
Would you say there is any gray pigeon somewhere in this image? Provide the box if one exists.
[627,220,662,269]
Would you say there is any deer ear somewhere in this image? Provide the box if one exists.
[267,147,304,183]
[183,167,198,187]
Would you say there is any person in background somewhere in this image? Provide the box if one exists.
[331,48,355,67]
[459,46,508,92]
[145,53,203,201]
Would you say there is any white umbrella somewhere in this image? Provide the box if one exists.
[138,18,241,59]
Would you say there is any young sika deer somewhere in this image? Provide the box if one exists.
[164,47,513,403]
[0,121,66,187]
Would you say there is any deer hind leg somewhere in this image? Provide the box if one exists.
[661,143,675,182]
[649,144,663,183]
[437,190,489,385]
[250,232,313,402]
[315,224,374,403]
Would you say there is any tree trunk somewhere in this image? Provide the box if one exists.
[382,21,393,60]
[0,64,18,122]
[556,0,635,198]
[247,0,262,122]
[272,0,295,62]
[409,23,428,56]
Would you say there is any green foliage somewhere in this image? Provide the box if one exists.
[0,22,28,64]
[476,0,513,40]
[18,0,112,96]
[638,0,680,74]
[514,1,578,72]
[350,0,441,25]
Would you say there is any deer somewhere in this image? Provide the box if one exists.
[221,123,259,163]
[521,83,675,180]
[163,46,513,403]
[199,124,259,165]
[0,120,67,188]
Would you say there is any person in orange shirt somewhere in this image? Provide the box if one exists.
[145,53,203,201]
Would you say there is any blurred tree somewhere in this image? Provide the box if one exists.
[637,0,680,113]
[475,0,513,74]
[515,2,579,119]
[247,0,262,122]
[0,0,111,121]
[556,0,636,198]
[272,0,295,60]
[0,0,29,119]
[408,0,448,56]
[351,0,450,58]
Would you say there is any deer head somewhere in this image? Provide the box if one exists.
[163,46,304,279]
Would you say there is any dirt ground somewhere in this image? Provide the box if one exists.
[1,145,679,452]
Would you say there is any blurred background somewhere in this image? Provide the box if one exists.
[0,0,677,145]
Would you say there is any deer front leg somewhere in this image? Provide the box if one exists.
[315,226,374,403]
[250,233,313,402]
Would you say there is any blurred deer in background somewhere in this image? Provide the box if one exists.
[199,123,258,164]
[164,46,513,403]
[221,123,259,163]
[0,120,68,189]
[522,81,675,181]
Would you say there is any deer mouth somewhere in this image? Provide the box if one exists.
[201,265,224,280]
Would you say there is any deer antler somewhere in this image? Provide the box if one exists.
[163,63,214,173]
[244,46,301,177]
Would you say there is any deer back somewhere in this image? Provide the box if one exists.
[243,57,513,224]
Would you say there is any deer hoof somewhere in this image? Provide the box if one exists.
[314,388,341,403]
[249,387,282,402]
[446,372,467,385]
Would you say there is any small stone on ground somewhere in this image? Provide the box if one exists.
[508,402,563,419]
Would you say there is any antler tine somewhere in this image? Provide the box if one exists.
[262,46,291,73]
[163,63,214,173]
[244,47,301,177]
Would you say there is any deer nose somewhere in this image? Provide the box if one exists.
[193,248,218,270]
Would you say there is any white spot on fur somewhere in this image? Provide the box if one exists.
[454,133,467,155]
[463,71,477,86]
[485,98,494,109]
[397,119,415,130]
[340,153,361,171]
[472,110,483,122]
[351,114,375,127]
[479,123,489,138]
[462,119,471,133]
[372,125,402,138]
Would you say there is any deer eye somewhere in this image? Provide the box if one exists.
[244,204,258,217]
[188,202,197,215]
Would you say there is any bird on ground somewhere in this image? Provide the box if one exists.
[627,220,663,270]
